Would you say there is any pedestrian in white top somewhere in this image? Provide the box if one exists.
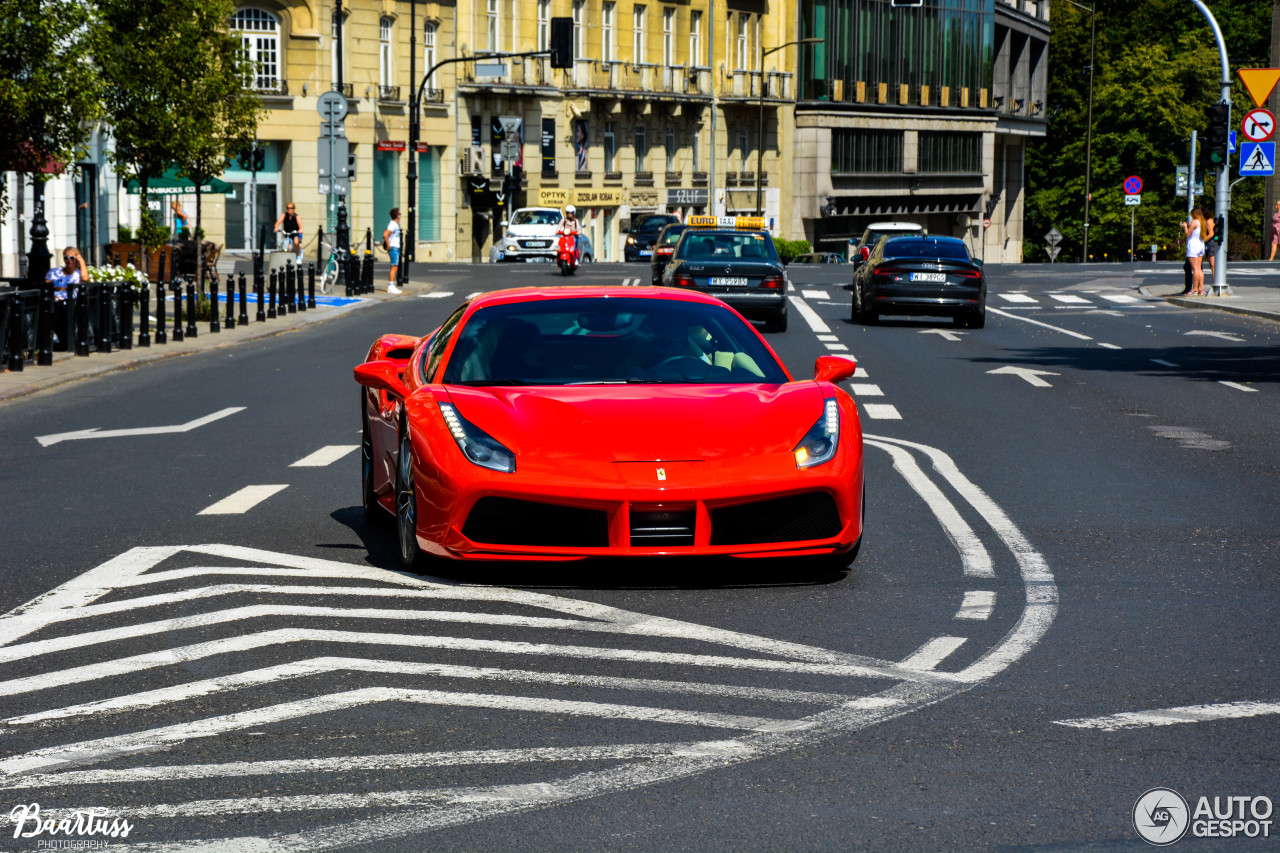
[383,208,402,295]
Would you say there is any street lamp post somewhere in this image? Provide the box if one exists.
[756,38,823,219]
[1058,0,1096,263]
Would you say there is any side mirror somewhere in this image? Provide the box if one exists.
[354,359,410,398]
[814,355,857,385]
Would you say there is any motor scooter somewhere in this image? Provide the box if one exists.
[557,231,578,276]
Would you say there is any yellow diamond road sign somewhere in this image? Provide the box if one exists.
[1238,68,1280,109]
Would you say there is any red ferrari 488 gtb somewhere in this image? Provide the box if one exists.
[354,287,863,568]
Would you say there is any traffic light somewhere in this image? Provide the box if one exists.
[549,17,573,68]
[252,146,266,173]
[1204,102,1230,170]
[1212,215,1224,245]
[348,151,357,180]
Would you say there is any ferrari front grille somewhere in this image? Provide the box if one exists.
[709,492,842,546]
[463,497,610,547]
[629,508,696,547]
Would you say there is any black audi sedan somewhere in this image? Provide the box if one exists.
[851,235,985,328]
[662,227,788,332]
[624,214,680,263]
[649,223,690,284]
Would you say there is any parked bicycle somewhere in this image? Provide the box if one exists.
[318,239,355,294]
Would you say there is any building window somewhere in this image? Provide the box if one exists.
[691,128,701,171]
[736,14,748,71]
[604,122,616,172]
[537,0,550,50]
[635,125,648,172]
[739,128,750,171]
[379,17,393,89]
[602,2,615,61]
[662,7,674,66]
[573,0,586,59]
[918,132,982,173]
[633,5,646,64]
[487,0,498,51]
[665,126,676,172]
[231,8,280,91]
[832,129,904,174]
[689,11,702,66]
[424,22,437,77]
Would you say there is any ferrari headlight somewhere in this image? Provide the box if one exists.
[793,398,840,468]
[438,402,516,473]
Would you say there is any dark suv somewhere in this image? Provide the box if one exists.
[624,214,680,262]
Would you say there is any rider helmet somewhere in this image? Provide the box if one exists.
[564,204,576,216]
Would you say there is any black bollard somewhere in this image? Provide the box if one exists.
[172,279,184,343]
[7,298,24,371]
[297,264,307,313]
[268,269,277,319]
[97,283,112,353]
[75,281,90,355]
[37,281,54,365]
[255,271,265,322]
[138,282,150,347]
[287,262,297,314]
[238,272,249,326]
[185,279,198,338]
[209,275,220,333]
[155,282,166,345]
[118,284,133,350]
[225,272,235,329]
[307,263,316,309]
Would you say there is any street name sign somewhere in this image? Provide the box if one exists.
[1124,194,1141,206]
[1237,68,1280,109]
[1241,109,1276,142]
[1239,142,1276,176]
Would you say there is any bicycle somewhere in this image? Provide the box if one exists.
[319,240,349,294]
[279,230,304,264]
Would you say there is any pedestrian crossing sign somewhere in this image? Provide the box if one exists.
[1239,141,1275,176]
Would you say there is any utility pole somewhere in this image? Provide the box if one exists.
[1265,0,1279,255]
[403,0,416,286]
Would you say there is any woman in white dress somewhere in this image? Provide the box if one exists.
[1182,208,1208,296]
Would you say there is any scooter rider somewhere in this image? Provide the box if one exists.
[558,204,582,263]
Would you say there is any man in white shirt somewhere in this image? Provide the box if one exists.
[383,208,402,295]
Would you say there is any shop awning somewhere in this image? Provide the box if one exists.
[124,168,234,195]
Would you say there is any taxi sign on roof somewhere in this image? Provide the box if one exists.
[687,215,767,230]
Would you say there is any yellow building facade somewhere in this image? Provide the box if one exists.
[207,0,796,263]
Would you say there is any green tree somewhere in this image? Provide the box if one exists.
[0,0,102,219]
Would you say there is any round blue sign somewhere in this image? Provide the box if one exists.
[1124,175,1143,195]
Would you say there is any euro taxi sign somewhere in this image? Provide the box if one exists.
[687,215,767,230]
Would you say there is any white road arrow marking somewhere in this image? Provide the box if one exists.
[1186,330,1245,343]
[919,329,965,342]
[36,407,245,447]
[987,366,1060,387]
[1054,700,1280,731]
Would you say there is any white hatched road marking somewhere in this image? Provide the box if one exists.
[817,334,839,342]
[418,291,456,299]
[1220,381,1258,393]
[1054,700,1280,731]
[197,485,288,515]
[998,293,1038,304]
[852,367,869,379]
[954,591,996,620]
[466,291,482,299]
[849,384,883,397]
[861,404,902,420]
[988,308,1093,340]
[0,438,1056,849]
[801,290,828,300]
[824,343,850,352]
[1050,294,1091,304]
[788,295,831,333]
[289,445,359,467]
[1098,343,1123,350]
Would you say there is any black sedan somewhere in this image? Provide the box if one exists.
[662,229,788,332]
[649,223,690,284]
[624,214,680,262]
[851,235,985,328]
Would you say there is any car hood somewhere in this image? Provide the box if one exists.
[505,224,560,239]
[443,383,823,463]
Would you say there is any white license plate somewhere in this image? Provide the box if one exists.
[525,241,547,248]
[911,272,947,283]
[709,277,749,287]
[639,250,652,257]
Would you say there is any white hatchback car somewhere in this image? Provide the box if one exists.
[494,208,564,262]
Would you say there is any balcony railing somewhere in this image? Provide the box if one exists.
[378,84,401,101]
[252,78,288,96]
[634,171,654,186]
[332,83,353,99]
[421,87,445,105]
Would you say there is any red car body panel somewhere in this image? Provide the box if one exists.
[357,286,863,561]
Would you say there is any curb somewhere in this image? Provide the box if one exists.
[1137,286,1280,324]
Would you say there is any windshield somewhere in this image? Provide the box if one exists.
[442,297,789,386]
[659,227,688,245]
[675,232,779,262]
[883,238,969,261]
[867,227,922,246]
[637,216,676,234]
[510,209,562,226]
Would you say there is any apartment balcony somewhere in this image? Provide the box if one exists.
[634,171,655,186]
[561,60,714,102]
[665,171,682,185]
[691,171,708,186]
[421,87,446,106]
[332,82,354,99]
[252,78,288,96]
[724,70,794,101]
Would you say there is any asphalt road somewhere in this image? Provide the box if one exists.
[0,260,1276,851]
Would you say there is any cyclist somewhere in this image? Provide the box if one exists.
[273,203,303,260]
[558,204,582,263]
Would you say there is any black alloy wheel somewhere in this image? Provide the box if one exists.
[395,424,423,569]
[852,282,876,324]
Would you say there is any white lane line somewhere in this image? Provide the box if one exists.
[824,343,850,352]
[801,290,828,300]
[999,293,1038,303]
[861,404,902,420]
[864,440,994,578]
[1151,359,1179,367]
[197,485,288,516]
[954,591,995,621]
[1219,381,1258,393]
[0,689,792,777]
[988,307,1093,340]
[899,637,967,671]
[2,743,715,788]
[6,657,857,726]
[849,384,883,397]
[1050,294,1091,304]
[289,445,359,467]
[817,334,839,342]
[1101,294,1141,304]
[1054,700,1280,732]
[788,295,830,333]
[1098,343,1123,350]
[418,291,456,299]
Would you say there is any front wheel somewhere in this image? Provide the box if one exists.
[320,256,339,294]
[763,309,788,333]
[395,425,423,569]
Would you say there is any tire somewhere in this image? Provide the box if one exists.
[361,394,380,525]
[959,309,985,329]
[395,424,424,570]
[320,256,339,294]
[559,260,570,276]
[763,309,788,333]
[852,284,875,324]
